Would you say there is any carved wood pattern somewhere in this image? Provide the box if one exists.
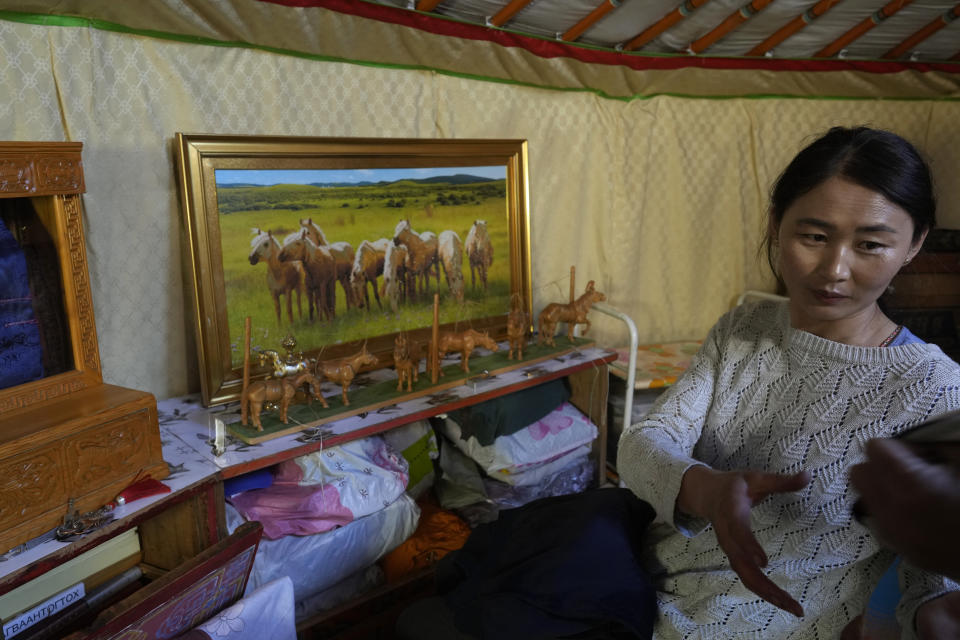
[62,195,101,372]
[0,146,83,197]
[0,159,33,194]
[68,410,150,486]
[0,450,64,522]
[0,377,86,413]
[35,157,82,192]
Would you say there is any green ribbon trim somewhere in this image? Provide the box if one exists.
[0,9,956,103]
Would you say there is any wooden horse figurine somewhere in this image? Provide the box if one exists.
[506,309,529,360]
[393,334,423,392]
[537,280,606,347]
[316,346,379,406]
[437,328,499,374]
[241,371,325,432]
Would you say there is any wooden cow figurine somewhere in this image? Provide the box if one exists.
[438,328,499,374]
[537,280,606,347]
[506,309,529,360]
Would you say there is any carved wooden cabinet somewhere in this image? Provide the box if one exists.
[0,142,167,554]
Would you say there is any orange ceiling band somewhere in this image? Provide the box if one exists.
[561,0,620,42]
[489,0,534,28]
[688,0,774,55]
[415,0,444,11]
[621,0,711,52]
[815,0,913,58]
[746,0,843,57]
[883,3,960,59]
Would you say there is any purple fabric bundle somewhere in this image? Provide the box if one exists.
[0,218,43,388]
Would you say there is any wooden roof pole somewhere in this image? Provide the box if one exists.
[746,0,844,56]
[883,3,960,59]
[814,0,913,58]
[688,0,774,54]
[622,0,712,52]
[561,0,621,42]
[415,0,445,10]
[489,0,535,27]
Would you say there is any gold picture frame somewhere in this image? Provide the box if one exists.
[175,134,532,407]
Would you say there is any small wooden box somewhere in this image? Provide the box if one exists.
[0,143,167,553]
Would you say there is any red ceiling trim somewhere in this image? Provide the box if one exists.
[258,0,960,74]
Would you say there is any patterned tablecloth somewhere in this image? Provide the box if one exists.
[609,341,702,390]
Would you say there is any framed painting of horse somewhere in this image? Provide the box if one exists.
[175,134,532,407]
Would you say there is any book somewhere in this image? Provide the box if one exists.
[0,528,140,623]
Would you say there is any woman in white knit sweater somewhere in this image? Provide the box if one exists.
[618,127,960,639]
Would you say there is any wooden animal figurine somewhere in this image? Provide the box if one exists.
[316,346,379,406]
[437,328,499,374]
[506,309,529,360]
[258,349,309,378]
[241,371,325,432]
[537,280,606,347]
[393,334,423,392]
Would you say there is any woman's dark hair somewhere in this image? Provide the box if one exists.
[765,126,936,280]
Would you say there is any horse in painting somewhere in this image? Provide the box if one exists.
[393,220,439,300]
[438,230,465,303]
[350,238,390,310]
[381,241,409,314]
[248,228,306,326]
[465,220,493,293]
[279,229,338,321]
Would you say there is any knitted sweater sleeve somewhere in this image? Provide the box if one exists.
[896,547,960,639]
[616,313,728,534]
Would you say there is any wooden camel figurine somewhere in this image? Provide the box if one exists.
[316,346,379,406]
[537,280,606,347]
[506,308,530,360]
[241,371,326,432]
[437,328,499,374]
[393,334,423,392]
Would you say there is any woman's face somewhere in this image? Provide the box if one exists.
[774,176,926,338]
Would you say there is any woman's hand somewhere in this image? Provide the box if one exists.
[916,591,960,639]
[678,465,811,617]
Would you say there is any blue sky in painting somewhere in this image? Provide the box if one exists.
[215,166,506,185]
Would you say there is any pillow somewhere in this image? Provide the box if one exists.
[381,420,439,499]
[444,379,570,445]
[440,401,597,480]
[223,468,274,497]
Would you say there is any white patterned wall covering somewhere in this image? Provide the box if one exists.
[0,19,958,399]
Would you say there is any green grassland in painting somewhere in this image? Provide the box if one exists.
[219,178,513,367]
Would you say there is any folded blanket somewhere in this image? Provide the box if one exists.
[229,435,408,539]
